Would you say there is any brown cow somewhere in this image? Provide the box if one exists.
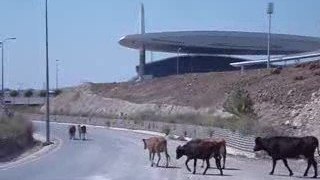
[201,138,227,169]
[142,137,170,167]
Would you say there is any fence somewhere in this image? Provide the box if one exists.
[24,113,256,152]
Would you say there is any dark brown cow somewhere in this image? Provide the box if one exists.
[142,137,170,167]
[68,125,76,140]
[176,139,224,175]
[201,138,227,169]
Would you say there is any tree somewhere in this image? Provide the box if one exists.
[9,90,19,104]
[54,89,62,96]
[39,90,47,97]
[24,89,33,105]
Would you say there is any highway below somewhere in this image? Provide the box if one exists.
[0,121,317,180]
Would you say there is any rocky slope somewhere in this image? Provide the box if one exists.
[43,61,320,136]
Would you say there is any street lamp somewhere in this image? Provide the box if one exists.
[0,37,16,102]
[267,2,274,69]
[44,0,52,145]
[176,47,182,75]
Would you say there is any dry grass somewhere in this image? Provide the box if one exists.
[0,114,34,161]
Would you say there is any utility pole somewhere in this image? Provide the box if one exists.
[267,2,274,69]
[44,0,52,145]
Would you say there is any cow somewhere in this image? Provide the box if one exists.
[68,125,76,140]
[254,136,320,178]
[176,139,224,175]
[78,125,87,140]
[142,137,170,167]
[200,138,227,169]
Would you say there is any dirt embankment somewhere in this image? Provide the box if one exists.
[44,61,320,136]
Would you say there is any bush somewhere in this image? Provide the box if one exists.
[24,89,33,98]
[9,90,19,98]
[54,89,62,96]
[161,125,171,136]
[294,76,304,81]
[223,87,254,117]
[39,90,47,97]
[0,115,34,160]
[270,67,281,75]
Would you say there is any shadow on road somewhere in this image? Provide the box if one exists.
[272,174,320,179]
[208,167,241,171]
[156,165,181,169]
[192,172,232,177]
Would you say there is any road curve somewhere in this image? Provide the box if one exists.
[0,121,316,180]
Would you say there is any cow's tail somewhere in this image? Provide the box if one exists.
[317,140,320,157]
[164,140,171,163]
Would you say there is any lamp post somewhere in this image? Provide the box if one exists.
[177,47,182,75]
[267,2,274,69]
[44,0,52,145]
[0,37,16,102]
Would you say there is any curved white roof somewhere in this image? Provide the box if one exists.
[119,31,320,55]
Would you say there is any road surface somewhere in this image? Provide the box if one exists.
[0,121,317,180]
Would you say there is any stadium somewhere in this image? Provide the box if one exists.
[119,4,320,79]
[119,31,320,78]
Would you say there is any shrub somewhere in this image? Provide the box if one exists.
[294,76,304,81]
[54,89,62,96]
[223,87,254,117]
[9,90,19,98]
[161,125,171,136]
[24,89,33,98]
[0,115,34,160]
[270,67,282,75]
[39,90,47,97]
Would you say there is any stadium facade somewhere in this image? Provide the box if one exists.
[119,4,320,79]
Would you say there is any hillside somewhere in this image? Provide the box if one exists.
[46,61,320,136]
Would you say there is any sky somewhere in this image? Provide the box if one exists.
[0,0,320,89]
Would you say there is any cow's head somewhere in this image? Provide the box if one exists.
[253,137,263,151]
[176,145,184,159]
[142,139,147,149]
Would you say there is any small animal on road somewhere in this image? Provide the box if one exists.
[254,136,320,178]
[142,136,170,167]
[68,125,76,140]
[78,125,87,140]
[176,139,224,175]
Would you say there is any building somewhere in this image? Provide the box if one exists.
[119,31,320,78]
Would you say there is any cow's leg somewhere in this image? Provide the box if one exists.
[203,158,210,175]
[185,158,191,172]
[156,152,161,167]
[149,151,152,161]
[151,153,155,167]
[304,158,312,177]
[201,159,205,168]
[215,156,223,175]
[193,158,197,174]
[282,159,293,176]
[222,153,226,169]
[269,158,277,175]
[311,158,318,178]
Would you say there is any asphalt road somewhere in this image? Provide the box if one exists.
[0,121,318,180]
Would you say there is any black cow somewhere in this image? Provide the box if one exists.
[254,136,320,178]
[176,139,224,175]
[68,125,76,140]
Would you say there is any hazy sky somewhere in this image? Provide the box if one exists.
[0,0,320,89]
